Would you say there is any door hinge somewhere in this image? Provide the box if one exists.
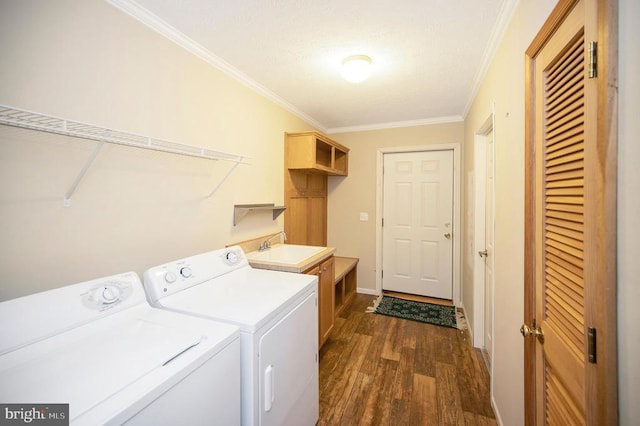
[588,327,597,363]
[588,41,598,78]
[382,218,384,227]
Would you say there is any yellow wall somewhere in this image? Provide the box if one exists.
[617,0,640,423]
[462,1,556,423]
[0,0,315,300]
[464,0,640,424]
[327,123,464,293]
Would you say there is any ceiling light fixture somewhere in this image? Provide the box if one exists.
[341,55,373,83]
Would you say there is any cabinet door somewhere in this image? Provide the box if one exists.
[287,197,309,245]
[318,257,335,347]
[305,257,335,348]
[308,196,327,246]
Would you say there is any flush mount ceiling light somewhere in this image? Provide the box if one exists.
[341,55,373,83]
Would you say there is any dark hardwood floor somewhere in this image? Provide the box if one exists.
[319,294,497,426]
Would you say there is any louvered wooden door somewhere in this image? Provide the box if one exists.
[525,0,617,424]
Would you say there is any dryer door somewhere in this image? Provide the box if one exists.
[259,292,318,426]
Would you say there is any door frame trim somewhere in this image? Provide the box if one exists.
[473,113,495,352]
[375,143,461,305]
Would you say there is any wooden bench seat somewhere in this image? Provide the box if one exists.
[334,256,358,316]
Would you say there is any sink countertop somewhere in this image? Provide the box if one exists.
[247,244,336,273]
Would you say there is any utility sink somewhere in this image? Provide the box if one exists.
[246,244,326,265]
[246,244,335,273]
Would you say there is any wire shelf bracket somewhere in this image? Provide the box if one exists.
[0,104,248,206]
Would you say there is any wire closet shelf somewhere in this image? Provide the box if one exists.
[0,104,247,205]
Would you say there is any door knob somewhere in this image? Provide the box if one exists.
[444,232,451,239]
[478,250,488,258]
[520,322,544,343]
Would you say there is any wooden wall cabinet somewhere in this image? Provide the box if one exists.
[305,256,335,347]
[284,132,349,246]
[286,132,349,176]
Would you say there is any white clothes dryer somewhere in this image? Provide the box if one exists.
[143,246,319,426]
[0,272,241,426]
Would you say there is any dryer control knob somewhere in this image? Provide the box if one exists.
[180,267,192,278]
[164,271,177,284]
[225,251,238,265]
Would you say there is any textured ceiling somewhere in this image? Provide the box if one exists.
[110,0,514,133]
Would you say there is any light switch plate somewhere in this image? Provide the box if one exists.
[359,212,369,221]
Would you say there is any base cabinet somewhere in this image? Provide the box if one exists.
[305,256,335,347]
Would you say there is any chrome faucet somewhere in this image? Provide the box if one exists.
[258,231,287,251]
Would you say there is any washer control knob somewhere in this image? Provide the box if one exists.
[164,271,177,284]
[180,267,192,278]
[82,281,131,311]
[225,251,238,265]
[101,286,120,303]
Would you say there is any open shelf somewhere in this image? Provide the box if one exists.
[0,104,247,206]
[285,132,349,176]
[233,204,286,226]
[334,257,358,316]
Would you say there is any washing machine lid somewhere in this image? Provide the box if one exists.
[0,274,239,424]
[0,304,239,424]
[156,267,317,333]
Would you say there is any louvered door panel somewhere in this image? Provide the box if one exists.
[527,0,617,423]
[545,366,583,424]
[541,30,586,425]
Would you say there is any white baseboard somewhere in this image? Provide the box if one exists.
[460,303,476,347]
[492,395,503,426]
[356,287,378,296]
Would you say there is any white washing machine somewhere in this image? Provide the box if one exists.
[143,246,319,426]
[0,271,241,426]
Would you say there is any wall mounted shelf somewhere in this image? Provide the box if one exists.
[233,204,286,226]
[0,104,247,206]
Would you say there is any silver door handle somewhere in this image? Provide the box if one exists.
[478,250,488,258]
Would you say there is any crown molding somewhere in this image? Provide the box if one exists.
[106,0,515,134]
[462,0,520,118]
[105,0,327,133]
[326,115,463,134]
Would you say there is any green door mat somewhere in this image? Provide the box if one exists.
[368,295,465,329]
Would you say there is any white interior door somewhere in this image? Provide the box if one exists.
[382,150,454,299]
[484,129,495,363]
